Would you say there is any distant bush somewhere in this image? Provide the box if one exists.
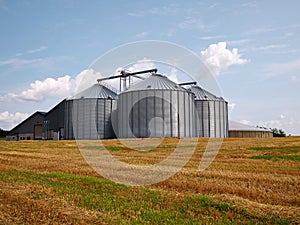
[270,128,286,137]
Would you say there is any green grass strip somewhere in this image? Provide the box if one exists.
[251,155,300,161]
[0,169,291,224]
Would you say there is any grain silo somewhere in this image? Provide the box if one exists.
[189,85,228,138]
[117,73,196,138]
[65,83,117,140]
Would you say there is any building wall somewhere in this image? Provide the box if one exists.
[6,133,33,141]
[228,130,273,138]
[45,100,66,139]
[7,113,45,140]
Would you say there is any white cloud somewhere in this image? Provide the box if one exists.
[200,42,248,76]
[245,27,275,35]
[124,60,179,84]
[14,52,23,57]
[263,58,300,78]
[240,119,251,125]
[279,114,286,119]
[245,24,300,37]
[126,59,155,73]
[168,68,179,83]
[200,35,225,40]
[178,17,205,30]
[0,111,29,130]
[227,39,253,46]
[166,29,176,37]
[0,56,69,71]
[208,3,218,8]
[228,103,236,114]
[251,44,287,51]
[27,46,48,54]
[259,120,282,129]
[0,57,43,67]
[105,59,156,91]
[135,32,148,38]
[0,60,160,103]
[0,69,103,128]
[74,69,102,93]
[18,76,72,101]
[241,1,257,8]
[128,4,178,17]
[256,112,300,135]
[0,69,102,102]
[0,46,48,66]
[291,75,298,82]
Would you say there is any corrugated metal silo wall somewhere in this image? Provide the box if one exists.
[117,90,196,138]
[65,98,116,140]
[219,101,229,138]
[194,100,228,138]
[224,101,229,137]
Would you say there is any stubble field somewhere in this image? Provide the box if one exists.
[0,137,299,224]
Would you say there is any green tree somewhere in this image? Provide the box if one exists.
[270,128,286,137]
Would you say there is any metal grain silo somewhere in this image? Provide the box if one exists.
[117,74,196,138]
[65,83,117,140]
[189,85,228,138]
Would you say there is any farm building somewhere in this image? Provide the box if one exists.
[6,111,46,141]
[6,100,67,141]
[228,121,273,138]
[6,69,230,140]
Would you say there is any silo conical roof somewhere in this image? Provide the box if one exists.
[124,73,185,92]
[70,83,117,99]
[189,85,221,101]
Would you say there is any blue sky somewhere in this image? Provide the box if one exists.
[0,0,299,135]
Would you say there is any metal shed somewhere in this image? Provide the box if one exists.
[228,121,273,138]
[189,85,228,138]
[117,73,196,138]
[65,83,117,140]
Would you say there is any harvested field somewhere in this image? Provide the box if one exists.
[0,137,299,224]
